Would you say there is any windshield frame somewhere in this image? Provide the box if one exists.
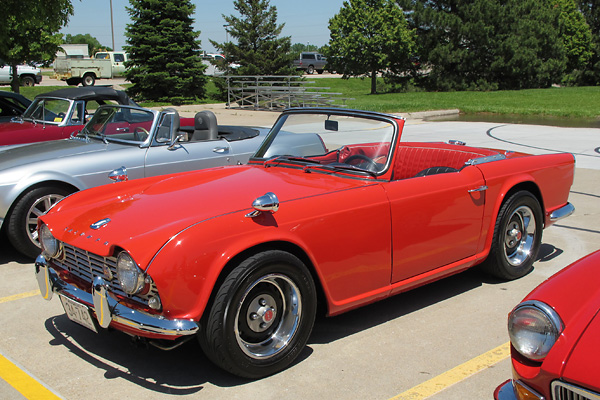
[252,108,401,179]
[77,104,159,147]
[22,96,74,126]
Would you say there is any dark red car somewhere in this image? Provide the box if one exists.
[0,87,134,147]
[495,250,600,400]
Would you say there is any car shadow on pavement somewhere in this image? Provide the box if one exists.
[0,236,32,265]
[44,315,252,390]
[309,267,485,345]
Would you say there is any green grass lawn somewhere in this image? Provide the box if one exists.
[306,78,600,118]
[4,78,599,119]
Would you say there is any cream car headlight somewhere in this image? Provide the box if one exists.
[116,251,145,295]
[508,300,564,361]
[39,224,60,258]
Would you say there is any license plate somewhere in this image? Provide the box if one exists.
[59,295,98,333]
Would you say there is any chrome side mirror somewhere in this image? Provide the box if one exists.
[108,166,128,182]
[245,192,279,218]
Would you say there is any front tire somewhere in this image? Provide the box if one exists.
[200,250,317,378]
[481,191,543,280]
[7,186,72,258]
[20,76,35,86]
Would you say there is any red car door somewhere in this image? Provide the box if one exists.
[385,165,486,283]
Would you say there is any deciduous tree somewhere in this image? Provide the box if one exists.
[125,0,206,103]
[64,33,112,56]
[0,0,73,93]
[328,0,416,94]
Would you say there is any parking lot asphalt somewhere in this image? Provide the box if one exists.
[1,110,599,400]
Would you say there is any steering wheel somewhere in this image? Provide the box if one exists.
[344,154,380,171]
[133,126,149,142]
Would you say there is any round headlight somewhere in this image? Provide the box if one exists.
[40,224,60,258]
[116,251,145,295]
[508,300,563,361]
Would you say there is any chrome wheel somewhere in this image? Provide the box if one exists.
[503,205,536,266]
[26,193,64,246]
[199,250,316,378]
[234,273,302,359]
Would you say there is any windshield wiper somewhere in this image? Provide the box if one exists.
[303,163,378,178]
[264,155,322,167]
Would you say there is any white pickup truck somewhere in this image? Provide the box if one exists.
[54,52,128,86]
[0,64,43,86]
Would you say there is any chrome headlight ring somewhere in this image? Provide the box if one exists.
[39,224,61,259]
[508,300,564,361]
[116,251,145,295]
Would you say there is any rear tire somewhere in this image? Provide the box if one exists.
[7,186,72,259]
[199,250,317,378]
[66,77,81,86]
[82,73,96,86]
[481,191,543,280]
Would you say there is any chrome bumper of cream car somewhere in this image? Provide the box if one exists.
[35,255,199,337]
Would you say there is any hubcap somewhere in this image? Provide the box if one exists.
[26,194,64,247]
[503,205,536,266]
[235,273,302,359]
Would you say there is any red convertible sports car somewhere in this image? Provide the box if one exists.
[494,249,600,400]
[35,108,575,378]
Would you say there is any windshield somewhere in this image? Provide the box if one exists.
[23,98,71,124]
[78,106,155,144]
[254,112,396,175]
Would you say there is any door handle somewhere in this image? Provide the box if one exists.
[468,185,488,193]
[213,147,229,154]
[116,127,129,132]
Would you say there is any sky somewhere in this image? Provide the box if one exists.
[61,0,346,53]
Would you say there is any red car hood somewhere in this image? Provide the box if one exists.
[561,309,600,392]
[42,164,374,266]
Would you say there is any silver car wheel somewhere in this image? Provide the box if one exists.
[503,205,536,267]
[26,193,65,246]
[234,273,302,359]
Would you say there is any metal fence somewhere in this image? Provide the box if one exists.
[225,75,352,110]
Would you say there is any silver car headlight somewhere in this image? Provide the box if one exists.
[508,300,564,361]
[39,224,60,258]
[116,251,145,295]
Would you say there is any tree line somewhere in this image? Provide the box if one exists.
[1,0,598,100]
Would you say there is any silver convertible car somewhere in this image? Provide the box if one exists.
[0,104,268,258]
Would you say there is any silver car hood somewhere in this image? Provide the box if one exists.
[0,138,112,171]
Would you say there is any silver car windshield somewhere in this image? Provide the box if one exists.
[254,112,395,175]
[23,98,71,124]
[78,106,155,144]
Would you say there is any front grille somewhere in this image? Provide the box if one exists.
[552,381,600,400]
[54,243,159,307]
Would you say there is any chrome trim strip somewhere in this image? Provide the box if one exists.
[494,380,519,400]
[35,256,199,337]
[465,153,507,166]
[549,202,575,222]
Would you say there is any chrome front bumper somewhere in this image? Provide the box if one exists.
[35,255,199,337]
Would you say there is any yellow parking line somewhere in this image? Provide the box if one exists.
[0,353,61,400]
[0,290,39,304]
[390,342,511,400]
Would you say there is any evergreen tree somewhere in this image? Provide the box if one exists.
[399,0,567,90]
[328,0,416,94]
[0,0,73,93]
[124,0,206,103]
[210,0,296,76]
